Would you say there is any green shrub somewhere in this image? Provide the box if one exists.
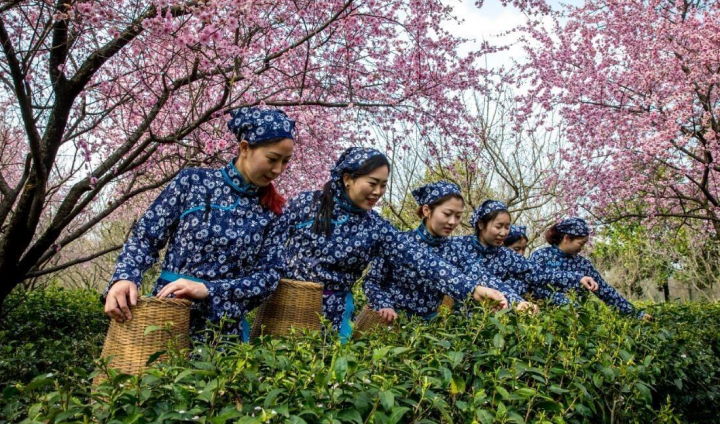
[0,286,107,422]
[1,289,719,423]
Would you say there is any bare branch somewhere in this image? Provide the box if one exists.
[25,244,123,278]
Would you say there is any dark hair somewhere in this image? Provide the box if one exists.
[415,193,464,218]
[313,155,391,236]
[503,233,528,247]
[244,137,292,215]
[544,223,585,245]
[475,209,510,236]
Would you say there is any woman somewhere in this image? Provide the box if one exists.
[502,224,564,303]
[262,148,508,341]
[530,218,649,319]
[504,225,529,256]
[104,107,296,340]
[453,200,600,301]
[364,181,534,321]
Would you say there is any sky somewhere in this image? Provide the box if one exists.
[445,0,585,69]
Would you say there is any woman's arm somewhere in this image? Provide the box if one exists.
[105,170,190,321]
[363,256,396,311]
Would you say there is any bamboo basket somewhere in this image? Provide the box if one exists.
[250,279,323,339]
[352,305,389,338]
[95,297,190,384]
[439,295,455,312]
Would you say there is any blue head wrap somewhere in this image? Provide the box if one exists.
[328,146,388,211]
[227,107,296,144]
[556,217,590,237]
[507,225,528,240]
[330,147,386,182]
[469,199,508,229]
[411,181,461,206]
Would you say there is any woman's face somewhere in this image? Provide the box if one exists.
[507,238,528,256]
[344,165,389,210]
[238,138,294,187]
[424,197,464,237]
[477,212,511,246]
[559,235,589,255]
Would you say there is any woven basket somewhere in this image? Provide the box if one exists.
[352,305,389,338]
[439,295,455,312]
[95,297,190,384]
[250,279,323,339]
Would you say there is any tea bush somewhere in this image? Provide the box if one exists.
[2,288,719,423]
[0,287,107,385]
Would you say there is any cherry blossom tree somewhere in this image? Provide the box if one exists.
[517,0,720,238]
[0,0,490,307]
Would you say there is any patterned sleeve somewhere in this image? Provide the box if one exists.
[527,247,547,263]
[109,170,188,287]
[528,247,557,267]
[363,256,395,310]
[509,249,583,291]
[583,258,643,317]
[377,225,478,304]
[448,237,520,302]
[204,192,314,309]
[463,260,525,304]
[504,277,529,297]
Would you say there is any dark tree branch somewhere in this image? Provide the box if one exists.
[32,172,178,267]
[25,244,123,278]
[0,18,43,177]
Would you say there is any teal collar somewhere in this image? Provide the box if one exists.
[551,244,573,259]
[334,185,367,215]
[471,236,498,256]
[415,222,445,247]
[222,159,260,196]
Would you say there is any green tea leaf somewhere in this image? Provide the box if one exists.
[493,333,505,349]
[450,375,466,394]
[380,390,395,412]
[387,407,410,424]
[143,325,164,335]
[338,409,363,424]
[145,349,166,366]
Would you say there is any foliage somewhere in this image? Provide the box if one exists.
[591,221,720,301]
[0,287,107,408]
[2,288,720,423]
[590,222,677,298]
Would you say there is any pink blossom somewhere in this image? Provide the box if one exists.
[516,0,720,237]
[0,0,504,294]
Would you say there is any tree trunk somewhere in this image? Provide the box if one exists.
[0,264,22,315]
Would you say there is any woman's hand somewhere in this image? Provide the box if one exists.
[580,276,599,292]
[105,280,138,323]
[515,301,539,315]
[472,286,509,310]
[156,279,209,300]
[377,308,398,324]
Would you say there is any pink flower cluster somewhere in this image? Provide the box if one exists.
[516,0,720,238]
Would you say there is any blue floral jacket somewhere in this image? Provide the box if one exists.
[364,223,522,315]
[452,235,585,299]
[530,245,644,317]
[108,160,280,337]
[261,190,486,330]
